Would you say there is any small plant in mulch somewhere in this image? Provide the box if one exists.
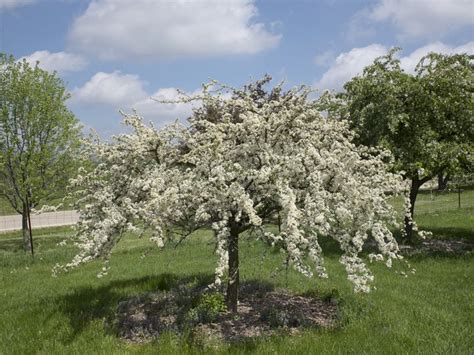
[184,291,227,326]
[115,280,338,344]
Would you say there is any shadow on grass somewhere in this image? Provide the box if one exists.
[260,229,472,261]
[289,229,469,257]
[0,238,24,252]
[57,273,208,343]
[421,227,474,242]
[396,226,473,260]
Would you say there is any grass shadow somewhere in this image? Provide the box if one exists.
[421,227,474,242]
[317,235,344,257]
[56,273,214,343]
[0,238,24,253]
[367,227,473,260]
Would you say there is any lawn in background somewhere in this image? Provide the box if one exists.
[0,191,472,354]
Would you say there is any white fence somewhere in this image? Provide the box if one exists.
[0,211,79,232]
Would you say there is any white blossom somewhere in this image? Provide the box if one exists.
[58,78,413,293]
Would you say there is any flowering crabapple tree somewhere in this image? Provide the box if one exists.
[57,77,410,312]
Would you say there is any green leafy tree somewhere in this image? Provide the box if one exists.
[341,49,474,241]
[0,54,82,254]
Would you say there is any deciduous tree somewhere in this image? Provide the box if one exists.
[59,78,409,312]
[0,54,82,254]
[341,50,473,241]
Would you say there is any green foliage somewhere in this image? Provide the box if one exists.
[333,49,474,240]
[186,291,227,324]
[0,53,82,252]
[199,292,227,316]
[260,307,309,329]
[341,49,473,182]
[0,53,82,214]
[321,287,340,304]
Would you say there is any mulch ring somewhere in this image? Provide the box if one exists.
[195,290,337,342]
[399,238,473,255]
[115,284,338,344]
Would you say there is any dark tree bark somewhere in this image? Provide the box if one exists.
[226,224,240,313]
[404,179,421,243]
[404,177,430,243]
[437,173,449,191]
[21,202,34,255]
[22,203,31,252]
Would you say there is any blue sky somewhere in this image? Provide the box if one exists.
[1,0,473,136]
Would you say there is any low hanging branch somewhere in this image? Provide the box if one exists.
[55,77,417,311]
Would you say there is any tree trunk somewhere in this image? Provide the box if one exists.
[437,173,449,191]
[226,225,240,313]
[404,179,421,243]
[22,203,31,252]
[22,202,34,255]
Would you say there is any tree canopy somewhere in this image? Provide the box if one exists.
[58,78,410,311]
[340,50,474,240]
[0,53,82,253]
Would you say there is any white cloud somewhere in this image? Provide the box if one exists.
[400,41,474,73]
[71,71,148,106]
[345,9,376,42]
[315,44,387,91]
[131,88,202,123]
[315,41,474,91]
[313,50,336,67]
[0,0,35,10]
[71,71,204,124]
[19,51,87,74]
[69,0,281,60]
[368,0,474,39]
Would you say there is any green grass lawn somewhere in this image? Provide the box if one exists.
[0,191,473,354]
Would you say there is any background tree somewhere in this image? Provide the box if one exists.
[58,78,408,312]
[0,54,82,254]
[341,50,474,241]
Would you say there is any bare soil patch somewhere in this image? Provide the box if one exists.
[194,290,337,342]
[115,282,338,344]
